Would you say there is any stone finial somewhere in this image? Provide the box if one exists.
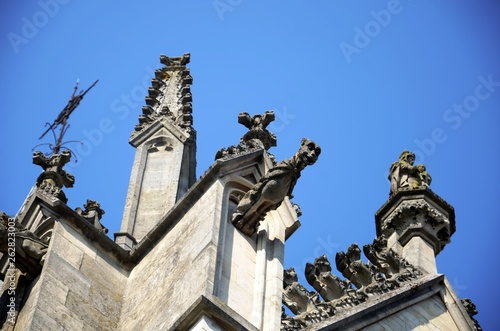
[0,212,48,276]
[32,149,74,203]
[159,53,191,67]
[238,110,277,150]
[283,267,318,316]
[305,255,352,302]
[215,110,277,160]
[388,150,431,196]
[232,138,321,236]
[335,243,375,289]
[132,53,194,138]
[75,199,108,234]
[363,236,422,282]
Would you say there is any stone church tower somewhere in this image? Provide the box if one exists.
[0,54,481,330]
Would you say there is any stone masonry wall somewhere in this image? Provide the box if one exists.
[118,181,224,330]
[15,221,128,331]
[361,294,460,330]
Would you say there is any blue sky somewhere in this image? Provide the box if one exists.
[1,1,499,328]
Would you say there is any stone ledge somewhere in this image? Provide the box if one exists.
[172,294,259,331]
[305,273,444,331]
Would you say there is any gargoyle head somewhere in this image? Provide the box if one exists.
[296,138,321,169]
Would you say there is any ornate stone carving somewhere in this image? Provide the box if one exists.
[238,110,277,150]
[232,138,321,236]
[388,150,431,195]
[215,110,278,160]
[281,239,426,330]
[305,255,352,302]
[131,53,194,139]
[335,243,375,289]
[283,267,318,316]
[0,212,48,276]
[363,236,423,283]
[215,139,268,161]
[380,197,453,253]
[75,199,108,234]
[32,149,74,203]
[461,298,482,331]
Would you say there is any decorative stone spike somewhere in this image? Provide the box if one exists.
[75,199,108,234]
[282,267,317,316]
[142,105,153,116]
[305,255,352,302]
[335,244,375,289]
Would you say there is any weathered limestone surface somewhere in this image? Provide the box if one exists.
[119,53,196,244]
[361,294,459,331]
[188,315,224,331]
[119,182,224,330]
[119,150,298,331]
[15,221,127,331]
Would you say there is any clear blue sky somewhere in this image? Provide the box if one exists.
[1,1,499,329]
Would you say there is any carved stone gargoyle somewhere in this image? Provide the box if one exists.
[75,199,108,234]
[335,243,375,289]
[0,212,48,276]
[305,255,352,302]
[32,149,75,203]
[283,267,317,316]
[232,138,321,236]
[388,150,431,196]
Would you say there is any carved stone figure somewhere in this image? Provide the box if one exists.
[283,267,317,316]
[363,236,402,278]
[232,138,321,236]
[75,200,108,234]
[461,298,482,331]
[215,110,278,160]
[32,149,75,202]
[238,110,277,150]
[388,150,431,195]
[0,212,48,275]
[335,244,375,289]
[305,255,351,302]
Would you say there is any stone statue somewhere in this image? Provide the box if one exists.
[75,199,108,234]
[0,212,48,275]
[283,267,317,316]
[305,255,352,302]
[335,244,375,289]
[232,138,321,236]
[388,150,431,195]
[32,149,75,202]
[238,110,277,150]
